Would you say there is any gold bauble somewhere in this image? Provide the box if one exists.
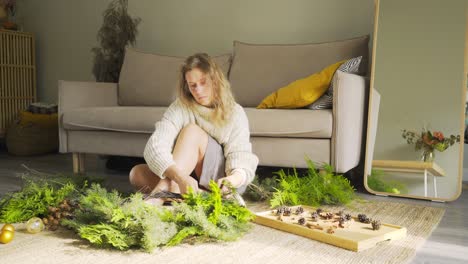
[0,230,14,244]
[1,223,15,233]
[26,217,45,234]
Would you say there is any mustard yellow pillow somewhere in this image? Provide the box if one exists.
[256,60,346,109]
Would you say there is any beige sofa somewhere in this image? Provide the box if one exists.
[58,35,370,175]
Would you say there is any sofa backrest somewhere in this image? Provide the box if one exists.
[118,48,231,106]
[228,35,370,107]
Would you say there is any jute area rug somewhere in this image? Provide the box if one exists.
[0,200,445,264]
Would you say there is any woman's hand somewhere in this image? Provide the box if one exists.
[217,170,245,194]
[164,165,199,195]
[176,175,199,195]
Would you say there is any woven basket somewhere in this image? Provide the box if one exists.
[5,111,59,156]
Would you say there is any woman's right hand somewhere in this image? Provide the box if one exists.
[176,175,199,194]
[164,165,199,195]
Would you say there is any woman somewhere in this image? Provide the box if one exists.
[129,53,259,205]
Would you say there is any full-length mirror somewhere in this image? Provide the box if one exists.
[364,0,467,201]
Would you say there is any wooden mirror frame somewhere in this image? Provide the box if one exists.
[363,0,467,201]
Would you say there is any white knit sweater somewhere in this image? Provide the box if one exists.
[143,98,259,186]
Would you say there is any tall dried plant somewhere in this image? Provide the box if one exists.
[92,0,141,82]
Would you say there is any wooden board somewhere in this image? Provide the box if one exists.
[252,205,406,252]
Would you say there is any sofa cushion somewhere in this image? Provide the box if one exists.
[228,35,369,107]
[245,108,332,138]
[118,48,232,106]
[256,60,345,109]
[62,107,166,133]
[62,107,333,138]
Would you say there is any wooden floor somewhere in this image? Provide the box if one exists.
[0,149,467,263]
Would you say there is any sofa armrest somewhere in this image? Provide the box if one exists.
[58,80,118,153]
[331,71,367,173]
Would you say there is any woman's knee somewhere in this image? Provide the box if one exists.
[178,124,209,151]
[129,164,147,185]
[180,123,205,137]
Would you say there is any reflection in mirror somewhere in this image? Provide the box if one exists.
[364,0,467,201]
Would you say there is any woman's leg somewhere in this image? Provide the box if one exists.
[171,124,209,183]
[129,124,209,198]
[129,164,170,193]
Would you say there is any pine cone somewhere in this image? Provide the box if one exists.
[324,212,334,219]
[276,206,286,216]
[310,212,319,221]
[371,219,381,230]
[295,206,304,215]
[358,214,371,223]
[344,214,352,221]
[298,217,306,225]
[316,208,323,214]
[283,207,292,216]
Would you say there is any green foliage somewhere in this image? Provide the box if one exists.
[166,226,201,247]
[78,224,130,250]
[1,168,254,252]
[0,180,77,223]
[269,158,355,208]
[164,181,255,246]
[367,169,408,194]
[244,175,279,201]
[63,181,253,252]
[62,184,177,251]
[0,167,106,224]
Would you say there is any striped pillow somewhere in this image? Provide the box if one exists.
[306,56,362,110]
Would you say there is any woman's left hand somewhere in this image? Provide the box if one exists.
[217,172,244,194]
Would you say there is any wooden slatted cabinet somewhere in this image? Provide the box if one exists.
[0,29,36,138]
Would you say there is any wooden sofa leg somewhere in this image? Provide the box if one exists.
[72,153,85,174]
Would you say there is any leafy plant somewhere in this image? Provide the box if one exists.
[62,184,178,251]
[269,158,355,208]
[0,166,106,223]
[166,181,254,246]
[92,0,141,82]
[0,181,76,223]
[367,169,408,194]
[244,175,279,201]
[61,181,253,252]
[0,165,254,252]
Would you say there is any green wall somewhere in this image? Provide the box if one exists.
[17,0,374,103]
[372,0,466,199]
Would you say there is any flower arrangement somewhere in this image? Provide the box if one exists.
[401,128,460,161]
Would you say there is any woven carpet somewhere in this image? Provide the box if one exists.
[0,200,445,264]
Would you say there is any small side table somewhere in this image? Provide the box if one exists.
[372,160,446,198]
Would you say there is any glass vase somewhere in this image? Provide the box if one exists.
[421,149,435,162]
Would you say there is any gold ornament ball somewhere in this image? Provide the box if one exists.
[0,230,14,244]
[1,223,15,233]
[26,217,45,234]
